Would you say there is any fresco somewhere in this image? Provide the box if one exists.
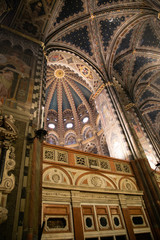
[129,109,158,168]
[48,54,64,62]
[0,45,34,111]
[77,64,93,80]
[96,89,131,160]
[30,0,45,17]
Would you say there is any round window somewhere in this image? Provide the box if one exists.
[100,217,107,227]
[86,217,92,228]
[83,117,89,123]
[66,123,73,129]
[114,217,120,226]
[48,123,55,129]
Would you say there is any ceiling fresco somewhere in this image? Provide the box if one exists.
[45,61,98,142]
[1,0,160,143]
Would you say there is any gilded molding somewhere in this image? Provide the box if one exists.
[124,103,135,111]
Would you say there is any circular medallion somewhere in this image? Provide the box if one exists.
[52,174,60,183]
[91,176,102,187]
[54,69,65,78]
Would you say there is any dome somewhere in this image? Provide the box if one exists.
[45,63,104,153]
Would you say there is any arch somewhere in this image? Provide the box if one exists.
[64,131,77,145]
[109,13,156,79]
[119,177,138,191]
[84,142,98,154]
[46,133,58,145]
[45,49,104,92]
[82,125,93,140]
[43,165,73,185]
[75,172,117,189]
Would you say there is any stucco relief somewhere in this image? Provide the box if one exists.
[75,173,117,190]
[0,112,18,224]
[42,163,138,193]
[43,168,72,185]
[119,177,138,191]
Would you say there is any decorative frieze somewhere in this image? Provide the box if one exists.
[114,162,131,174]
[43,147,68,164]
[75,153,111,171]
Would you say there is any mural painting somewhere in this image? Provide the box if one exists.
[0,45,34,112]
[77,64,93,80]
[129,109,158,168]
[48,54,64,62]
[96,89,130,160]
[30,0,45,17]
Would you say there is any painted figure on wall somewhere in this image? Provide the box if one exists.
[30,1,45,17]
[129,108,159,168]
[0,65,15,105]
[0,49,33,110]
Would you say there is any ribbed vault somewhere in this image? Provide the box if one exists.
[1,0,160,157]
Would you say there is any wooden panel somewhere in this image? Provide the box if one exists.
[128,207,142,215]
[96,206,108,214]
[121,207,136,240]
[72,207,84,240]
[82,206,94,215]
[110,206,119,215]
[43,204,69,215]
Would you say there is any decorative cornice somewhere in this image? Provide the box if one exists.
[124,103,135,111]
[0,24,44,46]
[0,24,48,59]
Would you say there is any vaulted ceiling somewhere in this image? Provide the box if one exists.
[1,0,160,143]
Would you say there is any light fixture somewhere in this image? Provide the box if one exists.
[152,161,160,173]
[66,123,73,129]
[27,128,47,143]
[48,123,55,129]
[83,117,89,123]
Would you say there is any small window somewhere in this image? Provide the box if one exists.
[84,215,95,230]
[86,238,98,240]
[83,117,89,123]
[47,217,66,229]
[101,237,114,240]
[48,123,55,129]
[86,217,93,228]
[135,233,152,240]
[100,217,107,227]
[114,217,120,226]
[66,123,73,129]
[132,216,144,225]
[116,236,127,240]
